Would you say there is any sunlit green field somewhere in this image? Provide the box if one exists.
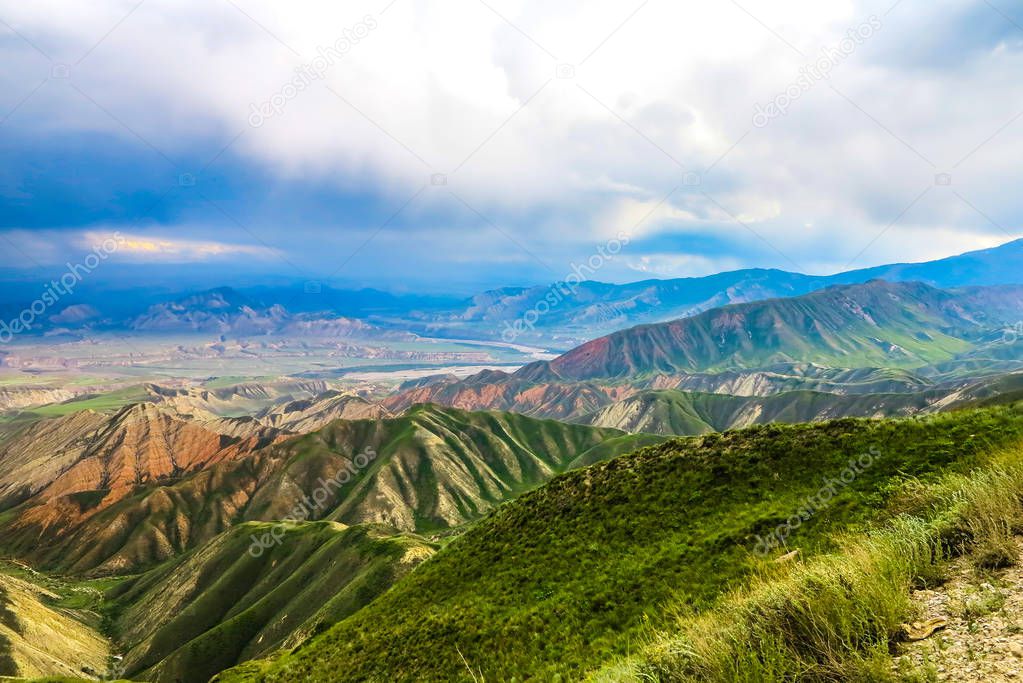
[23,386,151,418]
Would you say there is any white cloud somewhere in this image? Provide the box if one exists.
[626,253,745,278]
[90,232,281,262]
[0,229,280,267]
[0,0,1020,277]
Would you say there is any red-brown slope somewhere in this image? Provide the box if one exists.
[382,371,634,419]
[0,403,284,542]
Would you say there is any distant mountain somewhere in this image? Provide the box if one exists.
[129,286,377,337]
[0,385,87,411]
[832,237,1023,288]
[5,238,1019,342]
[414,238,1023,342]
[257,391,391,432]
[144,378,333,421]
[543,281,1023,380]
[379,281,1023,426]
[431,269,819,342]
[130,287,272,333]
[239,283,463,316]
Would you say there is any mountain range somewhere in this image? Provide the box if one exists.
[383,281,1023,424]
[9,237,1023,345]
[426,237,1023,342]
[0,403,660,575]
[1,238,1023,681]
[211,405,1023,681]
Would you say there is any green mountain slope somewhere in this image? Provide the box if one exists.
[214,404,1023,682]
[384,283,1023,424]
[244,404,664,533]
[583,387,943,435]
[111,521,432,683]
[0,405,661,574]
[546,281,1023,380]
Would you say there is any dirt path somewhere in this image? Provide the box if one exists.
[893,537,1023,681]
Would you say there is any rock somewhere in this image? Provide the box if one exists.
[899,617,949,642]
[774,549,800,563]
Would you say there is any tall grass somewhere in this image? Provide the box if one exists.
[602,447,1023,682]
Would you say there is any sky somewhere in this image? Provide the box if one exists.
[0,0,1021,293]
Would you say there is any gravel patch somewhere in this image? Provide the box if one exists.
[894,537,1023,681]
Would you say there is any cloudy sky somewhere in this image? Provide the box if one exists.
[0,0,1020,292]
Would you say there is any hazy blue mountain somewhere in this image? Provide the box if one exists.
[424,238,1023,342]
[2,238,1019,341]
[830,238,1023,288]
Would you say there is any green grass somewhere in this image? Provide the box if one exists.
[608,444,1023,682]
[19,386,149,418]
[214,404,1023,682]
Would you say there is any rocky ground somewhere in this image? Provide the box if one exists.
[894,537,1023,681]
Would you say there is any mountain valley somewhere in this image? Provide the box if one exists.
[1,243,1022,682]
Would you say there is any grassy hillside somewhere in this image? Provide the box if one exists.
[110,521,432,683]
[582,388,939,435]
[246,404,666,532]
[581,379,1023,435]
[215,404,1023,681]
[546,281,1023,380]
[603,429,1023,681]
